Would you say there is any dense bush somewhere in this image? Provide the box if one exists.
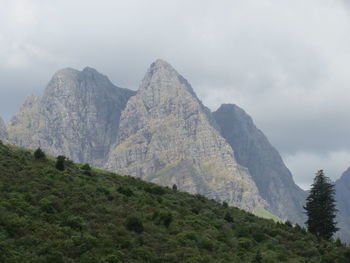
[125,216,144,233]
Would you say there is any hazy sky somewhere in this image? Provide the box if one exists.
[1,0,350,189]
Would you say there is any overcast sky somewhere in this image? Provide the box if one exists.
[1,0,350,189]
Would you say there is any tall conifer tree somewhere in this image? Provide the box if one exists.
[304,170,338,240]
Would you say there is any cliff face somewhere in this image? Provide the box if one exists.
[8,67,135,165]
[105,60,267,211]
[0,117,8,141]
[213,104,306,224]
[335,168,350,242]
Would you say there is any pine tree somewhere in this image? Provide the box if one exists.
[304,170,338,240]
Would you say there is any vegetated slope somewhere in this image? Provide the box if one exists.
[0,145,349,263]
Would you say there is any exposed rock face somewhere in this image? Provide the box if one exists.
[0,117,8,141]
[335,168,350,242]
[105,60,267,211]
[213,104,306,224]
[8,67,135,165]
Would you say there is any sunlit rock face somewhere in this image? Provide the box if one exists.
[8,67,135,165]
[105,60,267,211]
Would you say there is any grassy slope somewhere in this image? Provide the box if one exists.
[0,142,349,263]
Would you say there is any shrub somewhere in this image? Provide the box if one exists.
[81,163,91,171]
[117,186,134,197]
[39,198,56,214]
[55,156,66,171]
[126,216,144,233]
[285,221,292,227]
[224,212,233,223]
[252,250,263,263]
[159,210,173,228]
[34,148,46,160]
[172,184,178,191]
[103,253,123,263]
[64,215,85,231]
[200,239,214,251]
[144,185,166,195]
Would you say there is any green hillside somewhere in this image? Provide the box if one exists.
[0,142,349,263]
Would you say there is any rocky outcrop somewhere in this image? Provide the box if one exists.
[335,168,350,242]
[105,60,267,211]
[8,67,135,165]
[213,104,306,224]
[0,117,8,141]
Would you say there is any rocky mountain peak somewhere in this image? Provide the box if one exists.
[213,103,306,223]
[105,61,267,211]
[8,67,135,165]
[140,59,196,102]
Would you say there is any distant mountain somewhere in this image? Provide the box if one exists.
[0,116,8,141]
[105,60,266,212]
[213,104,306,224]
[335,167,350,242]
[8,67,135,165]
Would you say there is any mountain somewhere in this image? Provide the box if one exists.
[0,116,8,141]
[213,104,306,224]
[1,143,349,262]
[105,60,266,212]
[8,67,135,165]
[335,167,350,242]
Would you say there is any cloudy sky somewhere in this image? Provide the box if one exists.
[1,0,350,189]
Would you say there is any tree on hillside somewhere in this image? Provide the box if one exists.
[34,148,46,160]
[304,170,338,240]
[56,155,66,171]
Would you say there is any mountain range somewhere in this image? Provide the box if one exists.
[336,168,350,242]
[2,59,350,240]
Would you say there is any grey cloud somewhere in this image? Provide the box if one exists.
[1,0,350,188]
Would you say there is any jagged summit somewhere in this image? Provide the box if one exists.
[105,61,267,211]
[138,59,198,109]
[8,67,135,164]
[50,67,79,80]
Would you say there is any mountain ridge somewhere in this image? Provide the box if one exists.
[213,104,307,224]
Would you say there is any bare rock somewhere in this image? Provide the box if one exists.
[8,67,135,165]
[213,104,306,224]
[105,60,267,211]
